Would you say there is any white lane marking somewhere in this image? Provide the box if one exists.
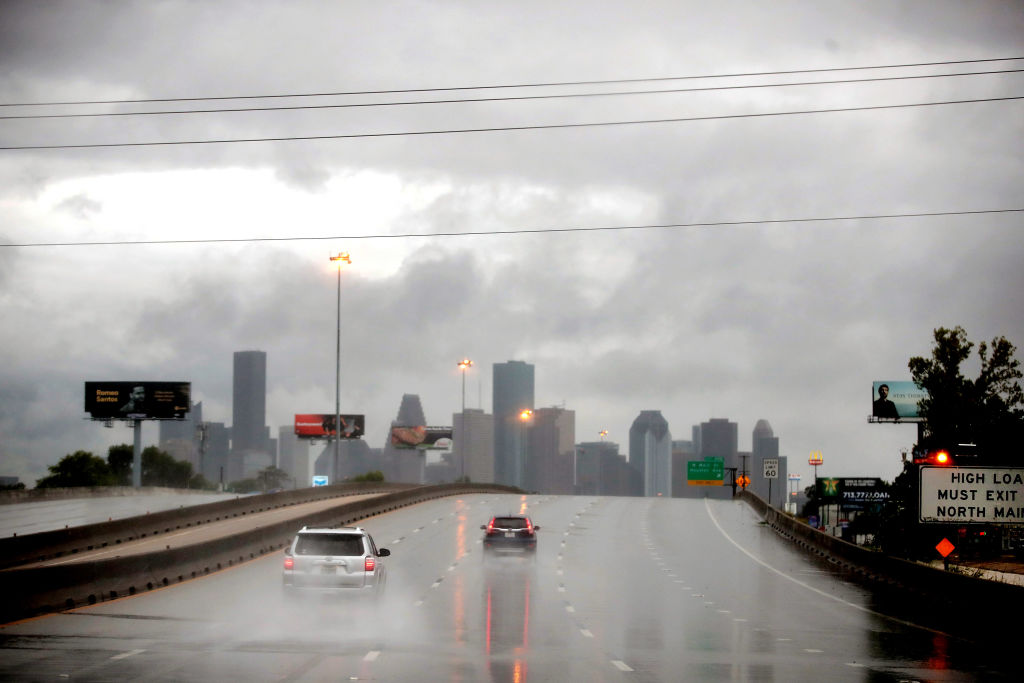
[110,649,145,661]
[804,649,824,653]
[364,650,380,662]
[703,498,953,636]
[580,629,594,638]
[565,605,576,613]
[611,660,634,672]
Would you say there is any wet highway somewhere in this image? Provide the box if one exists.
[0,493,1016,681]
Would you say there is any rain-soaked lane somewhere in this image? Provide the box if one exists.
[0,493,1017,681]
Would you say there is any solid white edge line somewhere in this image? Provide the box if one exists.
[703,498,951,636]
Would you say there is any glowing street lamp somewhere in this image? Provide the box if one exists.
[330,252,351,480]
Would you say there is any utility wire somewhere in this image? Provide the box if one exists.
[1,95,1019,151]
[2,56,1020,108]
[4,208,1020,249]
[2,69,1020,121]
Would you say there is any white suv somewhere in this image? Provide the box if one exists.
[283,526,390,596]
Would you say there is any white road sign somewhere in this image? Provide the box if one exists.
[763,458,779,479]
[919,466,1024,524]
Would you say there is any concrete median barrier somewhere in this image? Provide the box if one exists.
[0,482,519,623]
[0,482,418,570]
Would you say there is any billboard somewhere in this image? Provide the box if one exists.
[84,381,191,420]
[834,477,889,511]
[871,381,927,422]
[390,425,453,450]
[294,414,365,439]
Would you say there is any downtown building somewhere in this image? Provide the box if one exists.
[453,408,494,484]
[749,419,788,508]
[231,350,275,482]
[492,361,534,489]
[696,418,738,501]
[575,440,640,496]
[629,410,672,497]
[526,406,575,494]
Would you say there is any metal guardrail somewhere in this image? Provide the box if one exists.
[0,482,520,623]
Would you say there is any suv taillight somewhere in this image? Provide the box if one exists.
[525,519,534,534]
[486,519,495,534]
[284,556,294,570]
[364,556,376,572]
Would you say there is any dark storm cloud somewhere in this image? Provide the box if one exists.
[0,1,1021,485]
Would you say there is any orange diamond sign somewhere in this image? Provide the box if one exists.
[936,538,955,558]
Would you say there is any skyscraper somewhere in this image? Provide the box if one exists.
[629,410,672,497]
[231,350,271,481]
[453,408,494,483]
[698,418,738,501]
[750,419,786,506]
[382,394,428,484]
[159,400,203,469]
[492,360,534,488]
[528,406,575,494]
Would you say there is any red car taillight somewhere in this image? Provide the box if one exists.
[525,519,534,534]
[284,556,294,570]
[487,519,495,534]
[364,556,376,572]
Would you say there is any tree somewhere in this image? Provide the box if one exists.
[349,470,385,483]
[107,444,134,486]
[142,446,194,488]
[256,466,290,492]
[36,451,115,488]
[909,326,1024,463]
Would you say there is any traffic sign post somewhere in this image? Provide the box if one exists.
[763,458,779,506]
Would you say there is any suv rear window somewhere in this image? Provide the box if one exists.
[493,517,528,529]
[295,533,365,556]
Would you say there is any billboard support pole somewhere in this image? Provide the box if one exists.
[132,420,142,488]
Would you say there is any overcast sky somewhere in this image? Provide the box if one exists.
[1,1,1021,487]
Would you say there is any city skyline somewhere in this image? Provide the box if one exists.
[1,2,1019,489]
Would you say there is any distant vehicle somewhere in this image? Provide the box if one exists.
[282,526,390,596]
[481,515,540,557]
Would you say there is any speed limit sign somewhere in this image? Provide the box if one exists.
[763,458,779,479]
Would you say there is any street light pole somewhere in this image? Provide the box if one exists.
[519,409,533,490]
[330,252,351,482]
[458,358,472,481]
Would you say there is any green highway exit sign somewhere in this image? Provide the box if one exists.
[688,458,725,486]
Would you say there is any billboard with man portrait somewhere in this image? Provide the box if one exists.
[84,381,191,420]
[871,381,927,422]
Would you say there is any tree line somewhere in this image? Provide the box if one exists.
[34,445,291,493]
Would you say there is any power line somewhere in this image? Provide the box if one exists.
[2,56,1020,108]
[1,95,1018,151]
[3,208,1020,249]
[2,68,1020,121]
